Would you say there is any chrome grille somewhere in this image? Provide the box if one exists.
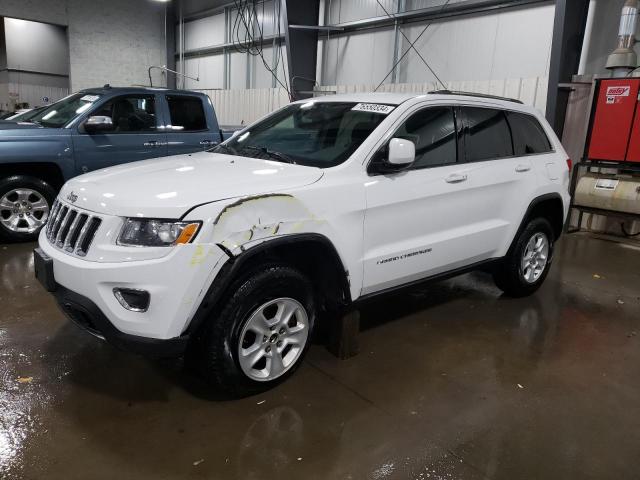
[46,200,102,257]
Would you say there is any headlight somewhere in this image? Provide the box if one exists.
[117,218,201,247]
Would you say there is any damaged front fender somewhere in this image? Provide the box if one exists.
[210,193,324,254]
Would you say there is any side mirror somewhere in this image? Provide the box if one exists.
[84,115,114,133]
[387,138,415,168]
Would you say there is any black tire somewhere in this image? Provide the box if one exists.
[493,217,555,298]
[190,265,315,397]
[0,175,57,243]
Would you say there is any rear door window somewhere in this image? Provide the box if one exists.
[393,106,458,169]
[166,95,207,131]
[461,107,513,162]
[506,111,553,155]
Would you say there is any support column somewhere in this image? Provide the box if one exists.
[545,0,591,136]
[283,0,321,100]
[165,2,177,88]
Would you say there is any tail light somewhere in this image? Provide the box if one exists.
[566,158,573,171]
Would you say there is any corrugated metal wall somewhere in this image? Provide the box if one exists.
[6,83,68,108]
[203,87,290,125]
[206,76,548,125]
[320,2,556,88]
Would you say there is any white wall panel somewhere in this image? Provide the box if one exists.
[205,87,289,125]
[320,2,555,91]
[400,13,499,84]
[489,6,554,79]
[178,55,224,90]
[326,0,397,24]
[249,44,288,89]
[316,77,549,112]
[229,51,248,88]
[398,4,555,84]
[321,26,396,86]
[184,14,225,50]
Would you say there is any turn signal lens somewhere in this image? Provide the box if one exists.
[176,223,200,244]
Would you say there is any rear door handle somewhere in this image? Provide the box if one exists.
[445,173,468,184]
[515,164,531,173]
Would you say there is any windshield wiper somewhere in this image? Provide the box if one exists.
[210,143,237,155]
[240,145,297,164]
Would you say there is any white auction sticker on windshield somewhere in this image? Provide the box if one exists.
[80,95,100,102]
[351,103,395,114]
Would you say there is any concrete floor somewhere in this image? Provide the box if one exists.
[0,233,639,480]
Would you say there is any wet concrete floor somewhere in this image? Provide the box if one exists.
[0,233,639,479]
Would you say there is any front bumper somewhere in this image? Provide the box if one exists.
[37,227,228,350]
[52,280,188,357]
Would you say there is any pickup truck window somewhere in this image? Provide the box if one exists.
[214,102,388,168]
[92,95,157,132]
[29,93,103,128]
[166,96,207,131]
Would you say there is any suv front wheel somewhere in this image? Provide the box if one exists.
[192,265,315,396]
[493,217,555,297]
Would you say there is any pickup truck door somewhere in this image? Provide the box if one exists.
[361,104,516,296]
[72,93,168,173]
[163,94,221,155]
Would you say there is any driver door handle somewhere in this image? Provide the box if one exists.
[515,164,531,173]
[445,173,468,184]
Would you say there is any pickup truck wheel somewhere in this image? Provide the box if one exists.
[192,265,315,396]
[0,176,56,243]
[493,217,554,298]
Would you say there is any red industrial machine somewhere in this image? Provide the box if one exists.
[587,77,640,163]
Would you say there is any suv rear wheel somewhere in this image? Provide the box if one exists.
[493,217,554,297]
[0,176,56,243]
[191,265,315,396]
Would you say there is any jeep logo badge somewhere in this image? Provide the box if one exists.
[66,191,78,203]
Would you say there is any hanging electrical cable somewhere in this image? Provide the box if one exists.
[231,0,292,100]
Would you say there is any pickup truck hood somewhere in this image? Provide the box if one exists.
[59,151,324,218]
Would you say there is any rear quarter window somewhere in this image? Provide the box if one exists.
[506,111,553,155]
[461,107,514,162]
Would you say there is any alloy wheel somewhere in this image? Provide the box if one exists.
[521,232,549,284]
[0,188,50,234]
[238,298,309,382]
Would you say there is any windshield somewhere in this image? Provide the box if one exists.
[29,93,102,128]
[212,102,391,168]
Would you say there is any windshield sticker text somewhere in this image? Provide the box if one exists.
[352,103,395,115]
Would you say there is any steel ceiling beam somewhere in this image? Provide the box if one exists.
[326,0,550,33]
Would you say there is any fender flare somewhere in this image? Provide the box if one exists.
[507,193,564,254]
[185,233,351,336]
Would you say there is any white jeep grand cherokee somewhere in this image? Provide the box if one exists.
[35,92,571,395]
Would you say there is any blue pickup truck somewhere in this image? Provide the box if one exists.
[0,86,237,242]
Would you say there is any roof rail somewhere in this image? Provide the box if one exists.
[428,90,524,104]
